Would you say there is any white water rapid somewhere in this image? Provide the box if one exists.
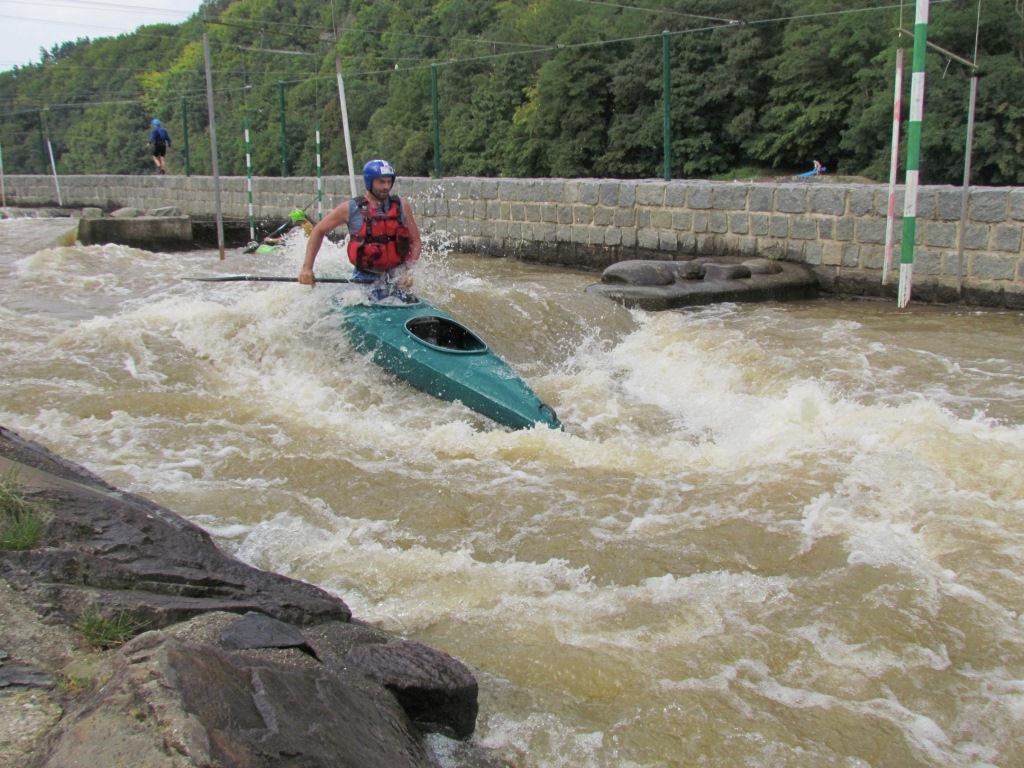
[2,212,1023,767]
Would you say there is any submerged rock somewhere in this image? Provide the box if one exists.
[587,256,818,310]
[346,639,480,739]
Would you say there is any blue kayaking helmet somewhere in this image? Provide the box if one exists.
[362,159,396,191]
[152,118,161,126]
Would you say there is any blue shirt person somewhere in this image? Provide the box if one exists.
[148,119,171,175]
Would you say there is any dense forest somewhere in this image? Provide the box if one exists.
[1,0,1021,185]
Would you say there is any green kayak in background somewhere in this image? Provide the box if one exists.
[337,294,561,430]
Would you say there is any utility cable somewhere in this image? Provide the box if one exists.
[1,0,963,115]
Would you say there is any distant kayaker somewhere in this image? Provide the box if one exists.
[263,209,313,245]
[148,119,171,175]
[298,159,422,297]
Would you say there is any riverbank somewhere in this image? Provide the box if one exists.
[0,425,505,768]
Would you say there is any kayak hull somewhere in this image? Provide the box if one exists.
[336,295,560,430]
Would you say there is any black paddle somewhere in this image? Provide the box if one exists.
[186,275,354,284]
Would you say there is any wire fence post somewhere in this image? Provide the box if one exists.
[662,30,672,181]
[897,0,931,309]
[181,96,191,177]
[431,63,442,178]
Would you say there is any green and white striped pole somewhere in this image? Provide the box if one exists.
[315,121,323,220]
[897,0,931,309]
[244,117,255,243]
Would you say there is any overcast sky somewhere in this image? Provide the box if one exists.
[0,0,204,72]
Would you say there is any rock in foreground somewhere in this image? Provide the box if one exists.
[0,426,503,768]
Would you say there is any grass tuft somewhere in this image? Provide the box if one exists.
[55,672,91,696]
[0,471,50,550]
[75,609,149,649]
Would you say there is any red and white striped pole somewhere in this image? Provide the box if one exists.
[882,47,904,286]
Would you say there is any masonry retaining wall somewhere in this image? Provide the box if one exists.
[5,174,1023,307]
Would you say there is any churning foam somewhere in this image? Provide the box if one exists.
[4,230,1024,766]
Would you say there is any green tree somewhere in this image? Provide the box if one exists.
[751,7,891,173]
[0,0,1021,184]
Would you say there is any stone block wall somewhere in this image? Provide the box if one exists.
[6,174,1023,307]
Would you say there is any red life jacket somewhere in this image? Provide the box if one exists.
[347,196,411,273]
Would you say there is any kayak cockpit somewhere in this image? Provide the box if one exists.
[406,316,488,354]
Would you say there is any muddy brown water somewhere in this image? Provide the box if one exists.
[2,215,1023,767]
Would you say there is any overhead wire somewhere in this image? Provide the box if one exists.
[1,0,961,117]
[0,11,182,33]
[570,0,738,24]
[0,0,194,15]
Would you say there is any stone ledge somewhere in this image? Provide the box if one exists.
[0,425,505,768]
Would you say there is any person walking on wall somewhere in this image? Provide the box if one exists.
[148,118,171,175]
[298,159,422,300]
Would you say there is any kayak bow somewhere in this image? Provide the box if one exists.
[337,294,560,430]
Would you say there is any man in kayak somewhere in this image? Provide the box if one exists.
[298,159,421,298]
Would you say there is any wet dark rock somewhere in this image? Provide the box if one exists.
[220,611,318,658]
[0,426,350,630]
[743,257,784,275]
[600,259,705,286]
[601,260,678,286]
[347,639,480,739]
[0,424,490,765]
[702,262,752,281]
[36,630,439,768]
[588,256,818,310]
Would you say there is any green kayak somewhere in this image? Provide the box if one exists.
[336,294,561,430]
